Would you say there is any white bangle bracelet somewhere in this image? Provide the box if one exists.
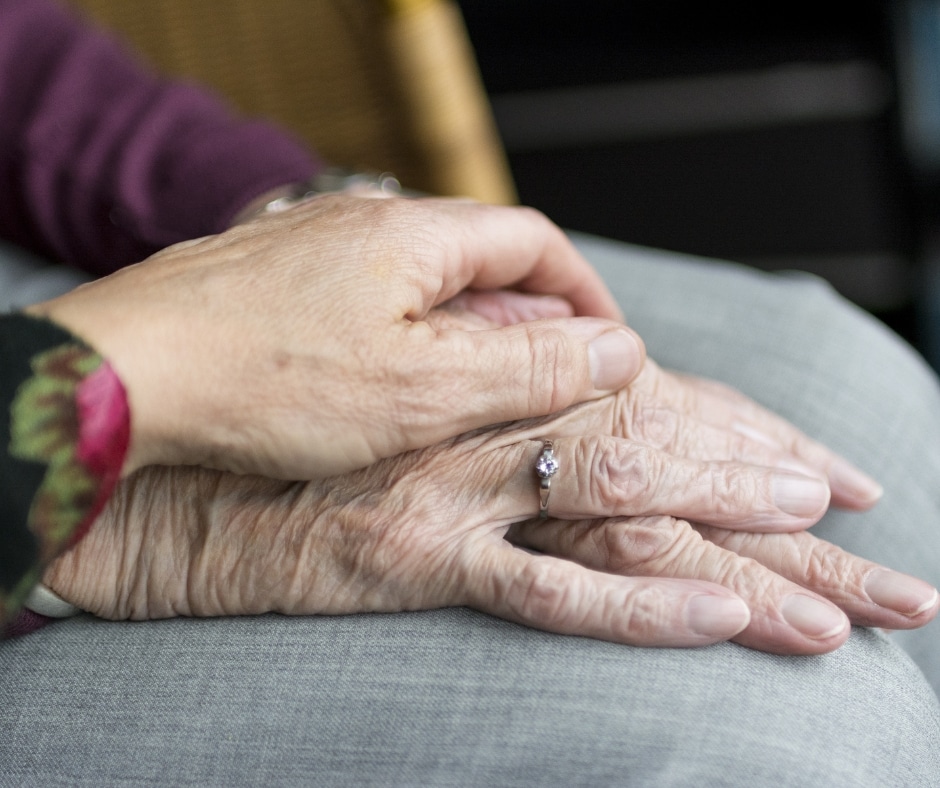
[262,168,402,214]
[24,583,81,618]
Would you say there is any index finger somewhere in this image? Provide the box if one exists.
[415,199,624,321]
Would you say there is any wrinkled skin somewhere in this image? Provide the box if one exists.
[26,195,643,479]
[45,353,938,656]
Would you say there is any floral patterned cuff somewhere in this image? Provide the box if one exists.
[1,313,129,632]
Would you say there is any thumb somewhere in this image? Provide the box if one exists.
[465,317,646,411]
[397,317,645,450]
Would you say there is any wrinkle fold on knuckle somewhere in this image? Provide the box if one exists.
[689,546,760,596]
[710,465,760,518]
[508,558,577,627]
[633,517,706,576]
[523,323,585,414]
[692,522,741,551]
[801,541,855,589]
[599,515,683,573]
[611,387,641,439]
[589,440,659,513]
[615,582,683,642]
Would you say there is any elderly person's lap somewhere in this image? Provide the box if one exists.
[578,234,940,698]
[2,236,938,786]
[1,612,937,786]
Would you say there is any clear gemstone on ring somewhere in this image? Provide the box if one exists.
[536,452,559,479]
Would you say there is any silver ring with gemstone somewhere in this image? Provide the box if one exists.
[535,440,559,519]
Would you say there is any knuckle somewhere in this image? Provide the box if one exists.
[586,440,659,513]
[600,516,687,573]
[611,386,641,437]
[639,518,704,573]
[510,559,575,625]
[524,324,583,413]
[803,543,853,588]
[618,583,682,641]
[709,551,764,595]
[686,528,774,598]
[709,465,760,517]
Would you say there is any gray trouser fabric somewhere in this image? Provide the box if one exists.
[0,241,89,314]
[2,235,939,786]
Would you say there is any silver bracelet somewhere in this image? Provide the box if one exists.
[24,583,81,618]
[262,168,402,214]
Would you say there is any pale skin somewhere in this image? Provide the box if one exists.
[25,196,939,652]
[26,195,644,479]
[43,307,939,655]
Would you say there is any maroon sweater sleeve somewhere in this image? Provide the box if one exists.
[0,0,321,274]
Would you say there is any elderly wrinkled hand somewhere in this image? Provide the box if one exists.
[43,334,938,655]
[24,195,642,479]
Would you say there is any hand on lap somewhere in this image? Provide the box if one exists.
[507,516,937,654]
[44,309,937,653]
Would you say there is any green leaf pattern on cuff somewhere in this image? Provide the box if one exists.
[9,344,102,559]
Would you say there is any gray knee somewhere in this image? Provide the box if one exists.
[0,241,91,313]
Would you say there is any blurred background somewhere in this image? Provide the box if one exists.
[457,0,940,372]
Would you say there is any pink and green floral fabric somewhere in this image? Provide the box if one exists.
[1,313,128,633]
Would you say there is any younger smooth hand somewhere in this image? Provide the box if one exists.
[26,195,643,479]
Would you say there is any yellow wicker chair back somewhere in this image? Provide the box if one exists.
[67,0,516,203]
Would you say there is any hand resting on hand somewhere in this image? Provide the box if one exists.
[43,311,938,655]
[25,195,642,479]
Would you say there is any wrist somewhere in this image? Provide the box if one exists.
[21,302,138,474]
[1,312,129,627]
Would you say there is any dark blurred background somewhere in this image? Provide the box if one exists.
[457,0,940,372]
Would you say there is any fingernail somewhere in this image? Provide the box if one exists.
[829,458,883,505]
[773,472,830,518]
[864,569,939,617]
[686,594,751,638]
[782,594,848,639]
[588,329,643,391]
